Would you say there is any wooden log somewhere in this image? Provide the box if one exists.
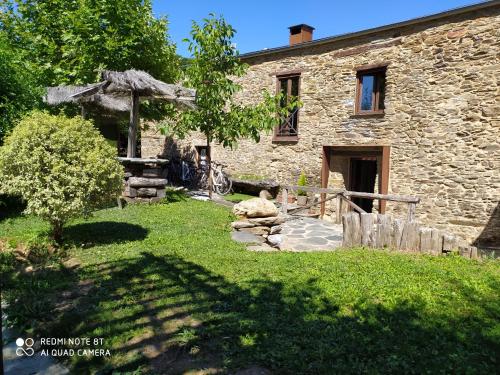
[407,203,416,222]
[419,227,433,254]
[282,188,288,214]
[442,234,457,252]
[343,191,420,203]
[360,213,374,247]
[470,246,478,260]
[430,228,443,256]
[391,219,404,249]
[342,212,361,248]
[400,221,420,252]
[375,214,392,248]
[341,195,367,214]
[127,90,140,158]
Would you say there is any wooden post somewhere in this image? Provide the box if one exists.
[282,188,288,214]
[400,221,420,251]
[430,228,442,255]
[391,219,404,249]
[342,212,361,248]
[127,91,140,158]
[379,146,390,213]
[419,227,432,253]
[336,195,343,224]
[407,203,416,222]
[320,146,330,218]
[375,214,392,248]
[360,213,374,247]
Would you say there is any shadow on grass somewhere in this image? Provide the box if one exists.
[63,221,149,246]
[13,252,497,374]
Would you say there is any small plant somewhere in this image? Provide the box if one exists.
[297,171,308,196]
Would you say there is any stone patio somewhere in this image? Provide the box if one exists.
[279,216,343,251]
[232,215,343,252]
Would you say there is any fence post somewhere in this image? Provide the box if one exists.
[408,203,416,222]
[282,188,288,214]
[336,194,343,224]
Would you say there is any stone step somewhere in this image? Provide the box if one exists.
[128,177,168,187]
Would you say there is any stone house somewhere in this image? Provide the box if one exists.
[142,1,500,248]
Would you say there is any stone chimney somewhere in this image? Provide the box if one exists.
[289,24,315,46]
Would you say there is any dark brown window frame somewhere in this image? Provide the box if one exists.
[273,73,301,142]
[355,65,387,115]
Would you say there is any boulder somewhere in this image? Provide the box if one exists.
[231,231,265,245]
[267,234,283,248]
[248,216,285,226]
[231,221,256,229]
[240,226,271,236]
[270,225,282,235]
[233,198,278,218]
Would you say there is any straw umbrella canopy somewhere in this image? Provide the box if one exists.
[45,69,196,158]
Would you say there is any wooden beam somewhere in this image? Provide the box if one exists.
[127,91,140,158]
[379,146,390,213]
[341,194,367,214]
[320,146,330,217]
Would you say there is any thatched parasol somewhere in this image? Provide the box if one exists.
[45,69,196,158]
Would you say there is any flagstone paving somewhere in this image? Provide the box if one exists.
[279,216,343,251]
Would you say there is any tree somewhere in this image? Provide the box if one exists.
[0,0,179,86]
[168,14,295,197]
[0,111,124,243]
[0,32,42,144]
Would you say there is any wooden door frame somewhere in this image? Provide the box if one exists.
[320,145,390,216]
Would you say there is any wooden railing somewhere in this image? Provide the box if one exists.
[281,185,420,222]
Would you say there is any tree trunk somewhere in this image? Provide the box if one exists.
[51,221,64,245]
[206,134,212,199]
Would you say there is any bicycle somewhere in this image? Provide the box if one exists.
[198,161,232,196]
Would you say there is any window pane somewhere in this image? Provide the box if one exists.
[360,75,374,110]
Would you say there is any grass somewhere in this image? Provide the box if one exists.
[224,192,257,203]
[1,200,499,374]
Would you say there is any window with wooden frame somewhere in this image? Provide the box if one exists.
[274,74,300,141]
[355,66,386,115]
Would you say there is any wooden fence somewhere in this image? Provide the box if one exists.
[342,212,478,259]
[281,185,420,222]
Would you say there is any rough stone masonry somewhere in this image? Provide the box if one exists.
[142,3,499,247]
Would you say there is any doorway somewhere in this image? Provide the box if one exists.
[349,158,377,213]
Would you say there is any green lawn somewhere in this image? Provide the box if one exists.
[1,200,499,374]
[223,192,257,203]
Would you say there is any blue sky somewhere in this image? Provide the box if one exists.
[153,0,486,57]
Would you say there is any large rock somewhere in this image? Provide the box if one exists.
[240,226,271,236]
[267,234,283,248]
[231,221,256,229]
[231,231,265,245]
[248,216,285,226]
[128,177,168,187]
[233,198,279,218]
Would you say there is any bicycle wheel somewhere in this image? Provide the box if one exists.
[214,171,232,195]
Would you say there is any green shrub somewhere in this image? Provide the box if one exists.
[297,171,308,196]
[0,111,124,243]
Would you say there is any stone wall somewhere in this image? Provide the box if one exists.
[142,7,500,247]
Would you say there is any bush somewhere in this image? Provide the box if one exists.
[297,171,308,196]
[0,111,124,242]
